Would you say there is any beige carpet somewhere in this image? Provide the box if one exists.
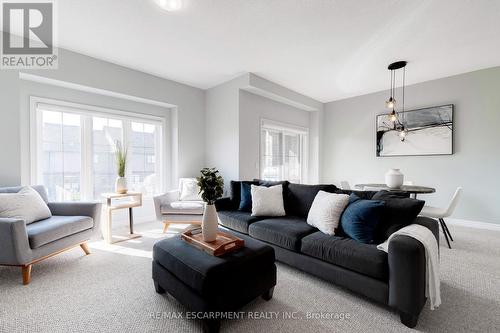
[1,222,499,333]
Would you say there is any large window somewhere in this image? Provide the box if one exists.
[260,119,308,184]
[92,117,123,199]
[129,122,159,195]
[41,111,82,201]
[32,99,164,201]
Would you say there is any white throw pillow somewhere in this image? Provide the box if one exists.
[251,185,286,217]
[179,178,202,201]
[0,186,52,224]
[307,191,350,235]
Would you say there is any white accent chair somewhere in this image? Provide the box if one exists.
[340,181,351,190]
[153,178,204,233]
[419,187,462,249]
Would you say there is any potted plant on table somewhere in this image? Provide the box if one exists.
[114,140,128,194]
[197,168,224,242]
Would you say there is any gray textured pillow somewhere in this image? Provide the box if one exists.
[0,186,52,224]
[251,184,286,217]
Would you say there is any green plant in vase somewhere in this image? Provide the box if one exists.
[197,168,224,241]
[114,140,128,194]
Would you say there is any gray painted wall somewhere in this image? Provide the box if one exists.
[205,73,322,192]
[205,75,248,188]
[322,67,500,224]
[238,90,311,180]
[0,47,206,188]
[0,71,20,186]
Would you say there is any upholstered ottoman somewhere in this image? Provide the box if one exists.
[152,232,276,333]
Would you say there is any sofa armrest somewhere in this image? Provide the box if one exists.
[0,218,31,265]
[413,216,439,245]
[386,215,439,326]
[153,190,180,220]
[215,197,234,211]
[387,234,427,325]
[47,202,102,231]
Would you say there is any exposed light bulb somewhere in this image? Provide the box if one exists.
[156,0,182,11]
[399,128,407,141]
[385,97,396,109]
[388,111,397,122]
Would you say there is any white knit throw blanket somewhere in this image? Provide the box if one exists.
[377,224,441,310]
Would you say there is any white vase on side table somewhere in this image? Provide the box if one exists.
[202,204,218,242]
[385,169,404,189]
[115,177,128,194]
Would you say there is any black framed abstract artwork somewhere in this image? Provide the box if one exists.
[376,104,454,157]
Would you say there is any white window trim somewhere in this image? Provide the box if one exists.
[29,96,168,199]
[259,118,309,184]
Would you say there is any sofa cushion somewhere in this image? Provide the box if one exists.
[254,179,290,188]
[230,180,258,208]
[153,233,275,297]
[285,183,338,218]
[249,216,317,251]
[179,178,202,201]
[218,210,265,234]
[334,189,378,200]
[339,194,385,244]
[0,185,48,203]
[0,186,52,224]
[26,215,94,249]
[238,182,253,212]
[371,190,425,241]
[301,231,389,281]
[307,191,350,235]
[251,185,286,217]
[161,201,204,215]
[372,190,410,200]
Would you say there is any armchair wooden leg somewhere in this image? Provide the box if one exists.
[162,222,170,233]
[22,264,32,285]
[80,243,91,255]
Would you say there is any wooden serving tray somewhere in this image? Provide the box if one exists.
[181,228,244,256]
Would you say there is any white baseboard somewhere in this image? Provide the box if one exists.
[445,218,500,231]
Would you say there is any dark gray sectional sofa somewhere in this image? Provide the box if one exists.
[215,180,439,328]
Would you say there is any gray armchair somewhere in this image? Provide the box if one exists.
[0,185,101,285]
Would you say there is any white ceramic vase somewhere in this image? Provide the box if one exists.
[115,176,128,194]
[202,204,218,242]
[385,169,404,189]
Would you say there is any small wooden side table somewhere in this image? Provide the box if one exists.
[101,192,143,244]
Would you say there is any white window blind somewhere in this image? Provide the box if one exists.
[260,119,308,184]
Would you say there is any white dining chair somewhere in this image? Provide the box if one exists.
[340,181,351,190]
[419,187,462,249]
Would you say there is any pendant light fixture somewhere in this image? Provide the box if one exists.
[385,69,396,109]
[385,61,408,141]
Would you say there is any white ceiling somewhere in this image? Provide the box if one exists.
[57,0,500,102]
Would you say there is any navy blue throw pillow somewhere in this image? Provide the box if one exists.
[340,194,385,244]
[239,182,253,212]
